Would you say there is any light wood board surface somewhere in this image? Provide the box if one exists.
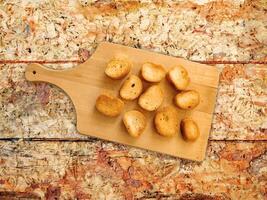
[25,42,220,161]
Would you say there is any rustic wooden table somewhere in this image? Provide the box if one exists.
[0,1,266,199]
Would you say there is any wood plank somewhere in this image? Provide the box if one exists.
[0,140,266,199]
[0,0,266,62]
[1,63,265,140]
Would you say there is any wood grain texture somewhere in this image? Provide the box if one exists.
[0,0,266,62]
[24,42,220,161]
[0,140,266,199]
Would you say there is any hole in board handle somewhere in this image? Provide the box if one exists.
[32,70,36,75]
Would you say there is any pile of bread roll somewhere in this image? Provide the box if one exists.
[95,58,200,142]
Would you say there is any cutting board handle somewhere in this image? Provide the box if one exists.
[25,63,79,91]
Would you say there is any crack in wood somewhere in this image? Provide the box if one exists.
[0,60,82,64]
[0,138,266,142]
[0,60,266,65]
[0,191,41,200]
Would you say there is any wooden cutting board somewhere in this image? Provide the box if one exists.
[25,42,220,161]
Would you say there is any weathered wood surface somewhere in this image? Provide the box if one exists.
[0,140,266,199]
[0,0,266,62]
[0,0,266,199]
